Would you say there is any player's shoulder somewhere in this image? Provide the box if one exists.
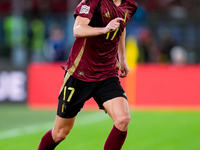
[125,0,138,8]
[83,0,101,5]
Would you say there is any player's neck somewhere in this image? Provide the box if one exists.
[113,0,122,6]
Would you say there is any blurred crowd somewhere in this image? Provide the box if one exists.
[0,0,79,67]
[0,0,200,68]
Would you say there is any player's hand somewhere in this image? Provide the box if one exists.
[119,60,129,78]
[103,17,124,34]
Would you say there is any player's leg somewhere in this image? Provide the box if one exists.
[38,72,88,150]
[103,97,130,131]
[37,116,75,150]
[103,97,130,150]
[93,77,130,150]
[52,115,75,143]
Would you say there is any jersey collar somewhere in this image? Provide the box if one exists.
[110,0,126,4]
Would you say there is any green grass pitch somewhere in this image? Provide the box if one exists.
[0,104,200,150]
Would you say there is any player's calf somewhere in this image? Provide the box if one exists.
[38,129,59,150]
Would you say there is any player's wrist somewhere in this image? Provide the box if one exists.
[102,27,109,35]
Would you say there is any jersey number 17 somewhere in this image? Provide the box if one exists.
[106,28,119,41]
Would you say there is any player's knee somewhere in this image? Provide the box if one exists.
[120,115,130,126]
[53,128,71,143]
[115,115,130,131]
[55,133,67,142]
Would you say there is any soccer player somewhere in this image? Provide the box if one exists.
[37,0,137,149]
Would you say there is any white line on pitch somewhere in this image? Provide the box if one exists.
[0,112,110,140]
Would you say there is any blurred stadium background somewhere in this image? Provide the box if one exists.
[0,0,200,150]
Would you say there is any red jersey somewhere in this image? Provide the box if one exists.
[64,0,137,82]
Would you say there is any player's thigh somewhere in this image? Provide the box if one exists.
[103,97,130,131]
[103,97,130,122]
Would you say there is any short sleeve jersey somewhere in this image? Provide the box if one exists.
[64,0,138,82]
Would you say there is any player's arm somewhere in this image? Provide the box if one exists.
[73,16,124,38]
[118,28,129,78]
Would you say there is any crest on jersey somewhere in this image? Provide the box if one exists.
[80,5,90,14]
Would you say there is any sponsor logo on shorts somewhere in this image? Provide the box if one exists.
[80,5,90,14]
[123,92,127,97]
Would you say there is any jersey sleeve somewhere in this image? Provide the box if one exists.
[126,0,138,23]
[74,0,101,20]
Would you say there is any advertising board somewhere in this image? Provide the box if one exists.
[0,64,27,103]
[28,63,200,110]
